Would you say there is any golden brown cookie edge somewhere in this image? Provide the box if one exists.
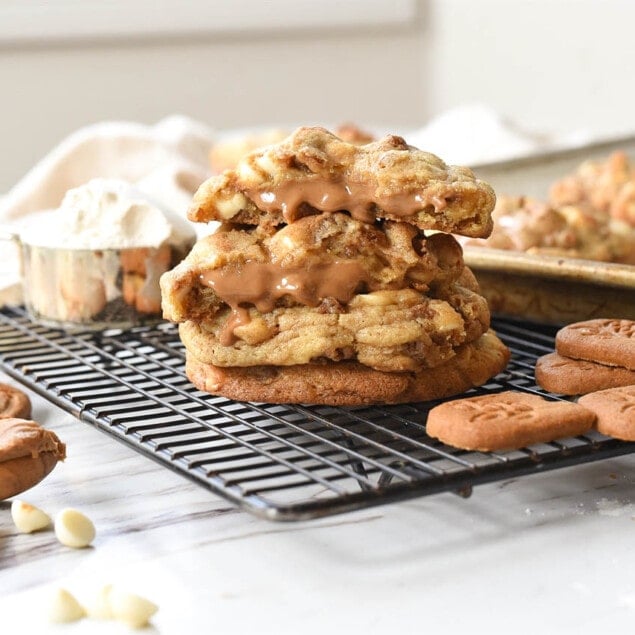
[426,391,596,452]
[0,383,32,420]
[184,330,510,406]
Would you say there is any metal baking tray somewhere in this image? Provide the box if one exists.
[1,306,633,521]
[466,135,635,324]
[463,247,635,324]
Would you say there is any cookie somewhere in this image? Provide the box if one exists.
[578,385,635,441]
[161,213,464,321]
[185,329,510,406]
[179,285,489,373]
[426,391,595,451]
[535,352,635,395]
[161,213,467,324]
[549,151,635,226]
[556,318,635,370]
[0,383,32,419]
[0,418,66,499]
[189,126,495,238]
[461,194,635,264]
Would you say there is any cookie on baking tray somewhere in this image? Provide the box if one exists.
[549,150,635,226]
[0,383,32,420]
[425,391,595,452]
[578,385,635,441]
[535,352,635,395]
[555,318,635,370]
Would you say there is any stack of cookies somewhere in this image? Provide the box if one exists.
[536,319,635,396]
[160,127,510,405]
[536,318,635,441]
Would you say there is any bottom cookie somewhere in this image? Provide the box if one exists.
[185,330,510,406]
[535,352,635,395]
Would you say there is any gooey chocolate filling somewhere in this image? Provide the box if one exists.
[245,176,453,225]
[200,260,379,345]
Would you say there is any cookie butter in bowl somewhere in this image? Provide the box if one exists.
[16,179,195,329]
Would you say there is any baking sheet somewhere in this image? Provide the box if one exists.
[472,133,635,199]
[465,136,635,324]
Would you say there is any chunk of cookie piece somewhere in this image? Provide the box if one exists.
[0,418,66,499]
[578,385,635,441]
[160,213,468,324]
[556,318,635,370]
[179,286,490,373]
[189,127,495,238]
[426,391,595,452]
[0,383,32,419]
[535,352,635,395]
[185,329,510,406]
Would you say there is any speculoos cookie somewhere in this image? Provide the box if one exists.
[578,385,635,441]
[426,391,595,451]
[556,318,635,370]
[535,352,635,395]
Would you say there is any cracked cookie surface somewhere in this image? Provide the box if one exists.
[161,213,468,323]
[190,127,495,237]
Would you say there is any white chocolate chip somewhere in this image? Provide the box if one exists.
[109,587,158,629]
[215,191,248,219]
[254,153,277,175]
[11,499,51,533]
[54,508,96,548]
[237,161,261,183]
[48,588,86,624]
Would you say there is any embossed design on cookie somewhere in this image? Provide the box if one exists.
[452,399,534,423]
[568,319,635,339]
[548,357,598,371]
[613,387,635,414]
[578,385,635,441]
[426,390,595,451]
[556,318,635,370]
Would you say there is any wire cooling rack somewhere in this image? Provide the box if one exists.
[0,306,633,521]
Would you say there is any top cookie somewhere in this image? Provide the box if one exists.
[189,127,496,238]
[556,318,635,370]
[209,123,375,174]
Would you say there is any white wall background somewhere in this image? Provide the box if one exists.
[1,0,634,192]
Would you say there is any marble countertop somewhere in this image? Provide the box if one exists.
[1,378,634,634]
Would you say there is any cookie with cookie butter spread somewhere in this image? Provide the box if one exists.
[161,126,508,405]
[190,126,496,237]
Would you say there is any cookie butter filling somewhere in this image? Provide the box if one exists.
[200,260,376,345]
[0,418,67,462]
[246,177,455,225]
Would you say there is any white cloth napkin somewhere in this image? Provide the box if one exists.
[0,115,215,306]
